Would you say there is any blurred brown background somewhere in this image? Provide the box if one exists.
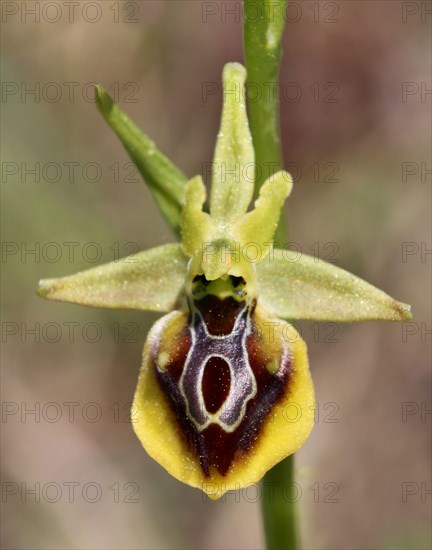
[1,1,431,549]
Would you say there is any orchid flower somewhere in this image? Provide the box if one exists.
[37,63,411,500]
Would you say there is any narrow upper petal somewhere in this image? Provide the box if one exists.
[233,170,292,256]
[181,175,216,257]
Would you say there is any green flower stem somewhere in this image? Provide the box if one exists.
[244,2,298,549]
[261,455,298,550]
[243,0,288,246]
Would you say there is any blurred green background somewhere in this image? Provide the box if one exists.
[1,1,431,549]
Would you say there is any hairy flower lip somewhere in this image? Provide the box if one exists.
[133,301,315,499]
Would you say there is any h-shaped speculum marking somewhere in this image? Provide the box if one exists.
[179,304,258,433]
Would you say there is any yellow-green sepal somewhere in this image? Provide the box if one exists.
[37,243,188,312]
[257,249,412,321]
[210,63,255,224]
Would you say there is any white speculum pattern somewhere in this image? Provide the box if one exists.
[178,303,257,433]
